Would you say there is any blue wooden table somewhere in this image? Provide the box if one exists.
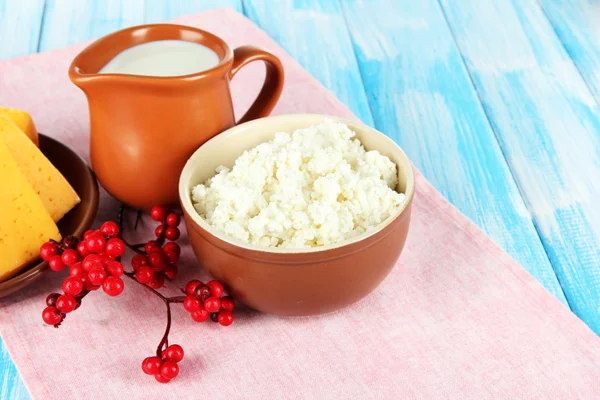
[2,0,600,397]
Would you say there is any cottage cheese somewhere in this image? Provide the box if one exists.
[191,120,405,248]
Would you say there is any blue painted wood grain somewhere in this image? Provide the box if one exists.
[340,0,566,305]
[540,1,600,104]
[243,0,374,126]
[39,0,241,51]
[439,0,600,334]
[0,0,45,57]
[144,0,242,23]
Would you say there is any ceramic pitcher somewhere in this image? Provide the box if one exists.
[69,24,284,210]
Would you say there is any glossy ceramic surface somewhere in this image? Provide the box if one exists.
[179,114,415,315]
[0,134,99,298]
[69,24,284,210]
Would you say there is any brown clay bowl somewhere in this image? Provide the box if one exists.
[179,115,415,316]
[0,134,99,298]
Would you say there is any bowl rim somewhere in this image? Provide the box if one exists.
[179,114,415,254]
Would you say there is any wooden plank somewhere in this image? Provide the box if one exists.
[38,0,145,51]
[39,0,242,51]
[242,0,374,126]
[438,0,600,334]
[0,0,45,59]
[144,0,242,23]
[540,1,600,104]
[340,0,566,305]
[0,341,29,400]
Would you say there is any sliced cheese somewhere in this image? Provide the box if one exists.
[0,106,38,146]
[0,140,61,281]
[0,116,80,222]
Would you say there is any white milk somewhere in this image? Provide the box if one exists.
[99,40,220,77]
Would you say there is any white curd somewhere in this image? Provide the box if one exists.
[191,120,405,248]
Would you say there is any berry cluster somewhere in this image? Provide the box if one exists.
[183,280,235,326]
[129,206,182,289]
[40,222,125,326]
[40,205,236,383]
[142,344,185,383]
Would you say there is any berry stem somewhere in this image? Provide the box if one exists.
[123,272,167,301]
[157,299,172,357]
[134,210,143,230]
[121,272,185,357]
[117,204,149,255]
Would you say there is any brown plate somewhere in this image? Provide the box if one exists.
[0,134,99,298]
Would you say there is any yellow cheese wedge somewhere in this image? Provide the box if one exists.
[0,106,38,146]
[0,116,80,222]
[0,140,61,281]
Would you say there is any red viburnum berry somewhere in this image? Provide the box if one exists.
[135,266,154,284]
[100,221,119,237]
[142,356,163,375]
[102,276,124,296]
[76,241,90,257]
[155,373,170,383]
[105,238,125,258]
[148,274,165,289]
[81,275,100,292]
[148,251,168,270]
[48,255,65,272]
[184,280,202,295]
[82,254,105,271]
[207,280,224,298]
[85,232,106,253]
[217,310,234,327]
[145,240,161,254]
[164,250,179,264]
[163,242,180,255]
[150,206,166,222]
[165,213,180,227]
[56,294,77,313]
[164,227,180,241]
[191,308,209,322]
[62,277,84,296]
[88,267,107,285]
[164,345,184,363]
[131,254,148,270]
[61,249,80,267]
[106,261,124,277]
[220,296,235,311]
[69,262,84,278]
[183,295,201,312]
[160,361,179,380]
[40,242,59,261]
[204,297,221,313]
[42,306,63,325]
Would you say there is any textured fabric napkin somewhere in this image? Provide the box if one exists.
[1,8,599,399]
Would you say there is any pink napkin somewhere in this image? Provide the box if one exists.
[1,8,599,399]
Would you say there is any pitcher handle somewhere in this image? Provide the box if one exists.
[229,45,284,124]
